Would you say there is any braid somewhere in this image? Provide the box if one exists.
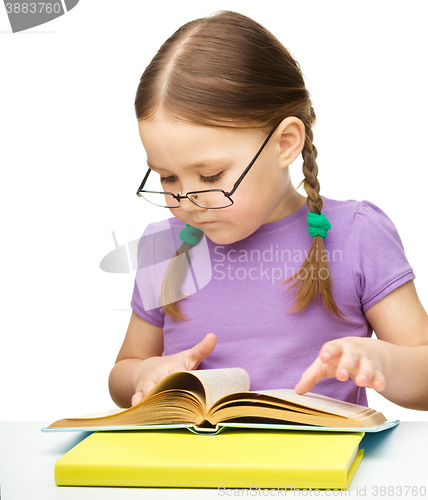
[160,241,193,321]
[282,109,347,320]
[301,109,322,213]
[161,223,205,320]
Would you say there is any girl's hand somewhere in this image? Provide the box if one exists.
[130,333,217,406]
[295,337,386,395]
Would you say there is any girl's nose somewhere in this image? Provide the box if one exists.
[179,195,205,212]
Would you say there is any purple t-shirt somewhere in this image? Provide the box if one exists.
[131,197,415,405]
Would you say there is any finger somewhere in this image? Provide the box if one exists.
[295,357,327,395]
[354,357,377,387]
[370,370,386,393]
[140,379,158,397]
[353,359,385,392]
[335,351,362,382]
[138,368,179,398]
[184,333,217,370]
[319,341,344,364]
[367,370,386,392]
[131,391,144,406]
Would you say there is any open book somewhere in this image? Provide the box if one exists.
[45,368,396,434]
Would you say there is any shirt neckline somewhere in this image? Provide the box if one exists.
[252,198,311,235]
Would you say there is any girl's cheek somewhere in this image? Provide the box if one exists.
[169,208,183,220]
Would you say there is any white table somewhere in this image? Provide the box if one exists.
[0,421,427,499]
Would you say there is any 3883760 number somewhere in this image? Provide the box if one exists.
[371,486,427,496]
[5,3,62,14]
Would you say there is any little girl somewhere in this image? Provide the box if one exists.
[109,11,428,411]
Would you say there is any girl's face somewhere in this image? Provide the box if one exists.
[138,112,304,245]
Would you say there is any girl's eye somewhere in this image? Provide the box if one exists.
[160,172,223,185]
[160,175,177,184]
[200,172,223,183]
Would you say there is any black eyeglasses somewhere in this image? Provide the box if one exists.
[136,125,277,209]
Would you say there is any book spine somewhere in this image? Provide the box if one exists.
[55,462,350,489]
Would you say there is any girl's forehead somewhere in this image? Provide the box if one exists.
[138,116,267,162]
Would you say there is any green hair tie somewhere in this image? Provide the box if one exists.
[179,224,204,246]
[307,211,331,239]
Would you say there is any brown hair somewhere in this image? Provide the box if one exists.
[134,10,346,321]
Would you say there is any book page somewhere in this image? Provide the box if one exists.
[144,371,206,402]
[255,389,371,417]
[71,408,129,419]
[188,368,250,411]
[71,373,210,421]
[209,393,323,417]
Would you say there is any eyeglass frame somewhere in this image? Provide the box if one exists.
[136,125,278,209]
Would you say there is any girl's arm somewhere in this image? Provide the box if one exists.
[108,311,217,408]
[295,280,428,410]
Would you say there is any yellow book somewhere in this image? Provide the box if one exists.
[55,428,364,489]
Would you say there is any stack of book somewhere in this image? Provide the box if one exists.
[45,367,397,489]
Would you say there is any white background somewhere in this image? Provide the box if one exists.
[1,1,427,423]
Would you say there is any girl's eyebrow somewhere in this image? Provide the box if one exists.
[147,158,230,173]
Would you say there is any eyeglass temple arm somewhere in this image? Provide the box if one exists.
[137,168,152,192]
[225,125,278,197]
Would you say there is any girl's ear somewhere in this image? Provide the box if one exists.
[275,116,306,168]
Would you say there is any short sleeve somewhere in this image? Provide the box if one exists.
[353,200,415,312]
